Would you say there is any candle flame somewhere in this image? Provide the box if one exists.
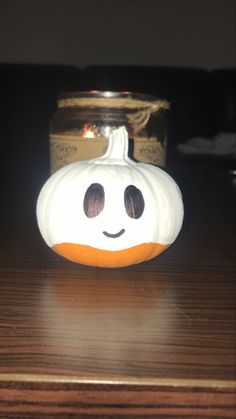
[83,124,96,138]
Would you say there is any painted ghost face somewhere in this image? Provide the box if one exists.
[43,165,158,252]
[83,182,144,238]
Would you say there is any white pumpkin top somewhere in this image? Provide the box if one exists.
[37,127,183,251]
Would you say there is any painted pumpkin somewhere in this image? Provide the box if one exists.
[36,126,183,268]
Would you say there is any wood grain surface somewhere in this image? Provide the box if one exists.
[0,154,235,417]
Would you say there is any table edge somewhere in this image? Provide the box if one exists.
[0,373,235,390]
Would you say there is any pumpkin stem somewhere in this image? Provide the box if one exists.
[98,126,134,164]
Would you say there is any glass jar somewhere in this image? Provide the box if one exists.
[49,91,169,173]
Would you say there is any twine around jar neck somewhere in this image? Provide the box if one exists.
[127,101,169,133]
[58,97,169,134]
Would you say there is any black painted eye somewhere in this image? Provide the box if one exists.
[124,185,145,219]
[83,183,105,218]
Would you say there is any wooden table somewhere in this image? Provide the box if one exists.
[0,153,235,418]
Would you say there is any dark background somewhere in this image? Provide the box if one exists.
[0,0,235,69]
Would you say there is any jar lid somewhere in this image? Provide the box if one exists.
[58,90,169,112]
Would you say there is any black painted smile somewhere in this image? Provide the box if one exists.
[103,229,125,238]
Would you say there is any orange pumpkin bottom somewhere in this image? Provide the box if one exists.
[52,242,169,268]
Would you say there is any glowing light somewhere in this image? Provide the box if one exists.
[83,125,96,138]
